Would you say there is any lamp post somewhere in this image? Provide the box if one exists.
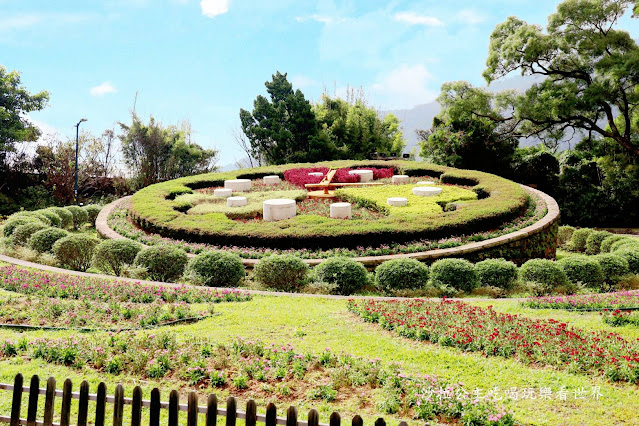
[74,118,87,205]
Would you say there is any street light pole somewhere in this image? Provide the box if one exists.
[74,118,87,205]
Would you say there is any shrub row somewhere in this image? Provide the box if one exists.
[559,225,639,256]
[2,204,101,238]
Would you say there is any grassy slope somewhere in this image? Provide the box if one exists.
[1,294,638,425]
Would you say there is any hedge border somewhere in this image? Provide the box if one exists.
[127,161,530,250]
[98,185,559,268]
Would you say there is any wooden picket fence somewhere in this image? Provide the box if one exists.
[0,374,408,426]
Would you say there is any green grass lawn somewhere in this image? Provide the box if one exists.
[1,294,638,425]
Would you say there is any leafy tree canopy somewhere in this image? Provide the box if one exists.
[480,0,639,157]
[0,65,49,156]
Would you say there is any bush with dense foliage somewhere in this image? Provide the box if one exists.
[52,234,100,271]
[429,258,479,292]
[64,205,89,229]
[38,210,62,228]
[185,251,245,287]
[83,204,102,226]
[253,255,309,291]
[570,228,594,253]
[11,223,48,246]
[46,207,74,229]
[601,234,626,253]
[595,253,630,285]
[374,258,429,293]
[28,228,69,253]
[556,256,604,289]
[474,258,518,290]
[519,259,568,292]
[134,245,188,282]
[10,211,52,227]
[93,239,144,276]
[585,230,611,255]
[557,225,575,248]
[615,248,639,275]
[611,238,639,253]
[312,257,369,295]
[2,216,43,237]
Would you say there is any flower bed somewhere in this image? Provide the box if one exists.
[523,291,639,310]
[0,297,207,329]
[0,333,513,425]
[0,265,252,303]
[348,299,639,384]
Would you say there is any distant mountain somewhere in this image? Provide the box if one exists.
[380,75,547,155]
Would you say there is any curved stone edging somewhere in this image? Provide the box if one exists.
[97,185,560,268]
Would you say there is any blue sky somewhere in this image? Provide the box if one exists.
[2,0,638,166]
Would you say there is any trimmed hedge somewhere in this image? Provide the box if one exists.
[10,211,52,227]
[557,226,575,247]
[129,160,530,250]
[585,230,611,255]
[374,258,429,293]
[600,235,626,253]
[2,216,43,238]
[29,228,69,253]
[595,253,629,284]
[312,257,369,295]
[93,239,144,276]
[253,255,309,291]
[519,259,568,291]
[556,256,604,289]
[47,207,74,229]
[571,228,593,253]
[38,210,62,228]
[185,251,245,287]
[65,206,90,229]
[83,204,102,226]
[11,223,49,246]
[134,246,188,282]
[615,248,639,275]
[52,234,100,271]
[611,238,639,253]
[430,258,479,293]
[474,258,518,290]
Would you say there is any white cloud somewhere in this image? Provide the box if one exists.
[290,74,319,89]
[90,82,117,96]
[371,64,438,109]
[394,12,443,27]
[295,14,342,24]
[456,9,486,25]
[200,0,229,18]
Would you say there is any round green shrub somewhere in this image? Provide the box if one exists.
[557,226,575,247]
[38,210,62,228]
[556,256,604,289]
[29,228,69,253]
[430,258,479,293]
[185,251,245,287]
[570,228,594,252]
[519,259,568,291]
[253,254,308,291]
[600,235,626,253]
[312,257,369,295]
[10,211,52,227]
[47,207,74,229]
[93,239,144,276]
[11,223,49,246]
[2,216,42,237]
[65,206,89,229]
[374,258,429,293]
[615,248,639,274]
[611,239,639,253]
[83,204,102,226]
[585,230,611,255]
[134,245,189,282]
[52,234,100,271]
[594,253,629,284]
[474,258,518,290]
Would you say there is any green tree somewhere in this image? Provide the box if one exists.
[418,81,518,174]
[482,0,639,158]
[0,66,49,159]
[314,94,405,159]
[119,114,217,188]
[240,72,322,165]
